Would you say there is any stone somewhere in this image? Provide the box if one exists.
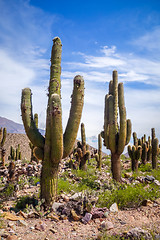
[81,213,92,224]
[51,202,63,212]
[17,219,28,227]
[50,228,57,234]
[154,180,160,186]
[91,207,108,219]
[101,220,114,230]
[141,199,153,207]
[71,209,81,221]
[109,203,118,212]
[70,192,83,201]
[6,236,18,240]
[126,227,152,240]
[145,175,155,182]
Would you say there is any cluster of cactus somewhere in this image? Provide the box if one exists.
[95,133,102,169]
[74,123,90,171]
[21,37,84,205]
[0,127,7,166]
[9,144,21,160]
[101,70,132,182]
[128,128,159,171]
[29,113,39,162]
[128,132,142,171]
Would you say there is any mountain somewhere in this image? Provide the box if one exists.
[0,116,45,135]
[0,116,25,134]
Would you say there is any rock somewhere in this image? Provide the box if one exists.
[45,213,59,221]
[101,220,114,230]
[17,219,28,227]
[141,199,153,207]
[70,192,83,201]
[124,172,132,178]
[145,175,155,182]
[155,234,160,239]
[6,236,18,240]
[154,180,160,186]
[2,212,24,221]
[51,202,63,212]
[109,203,118,212]
[91,207,108,219]
[71,209,81,221]
[126,227,152,240]
[81,213,92,224]
[50,228,57,234]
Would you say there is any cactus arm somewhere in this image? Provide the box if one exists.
[49,37,62,98]
[21,88,45,148]
[113,70,118,132]
[34,113,38,128]
[63,75,84,158]
[34,147,44,160]
[81,123,86,146]
[109,80,113,95]
[108,95,116,154]
[126,119,132,145]
[117,83,126,154]
[50,94,63,163]
[104,94,110,148]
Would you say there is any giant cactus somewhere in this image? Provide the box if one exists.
[0,127,7,166]
[128,132,142,172]
[21,37,84,205]
[102,70,131,182]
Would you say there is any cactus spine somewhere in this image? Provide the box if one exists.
[0,127,7,166]
[21,37,84,205]
[102,70,132,182]
[128,132,142,172]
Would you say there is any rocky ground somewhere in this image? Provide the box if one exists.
[0,133,160,240]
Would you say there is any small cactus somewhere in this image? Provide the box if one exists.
[128,132,142,172]
[75,123,90,171]
[95,133,102,169]
[0,127,7,166]
[151,128,159,169]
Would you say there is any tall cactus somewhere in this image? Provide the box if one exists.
[128,132,142,172]
[151,128,159,169]
[102,70,132,182]
[21,37,84,205]
[0,127,7,166]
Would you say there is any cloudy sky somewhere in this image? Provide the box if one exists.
[0,0,160,149]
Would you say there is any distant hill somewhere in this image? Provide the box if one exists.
[0,116,25,134]
[0,116,45,135]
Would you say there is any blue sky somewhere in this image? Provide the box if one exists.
[0,0,160,149]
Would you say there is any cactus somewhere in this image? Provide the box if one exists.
[29,113,39,162]
[95,133,102,169]
[75,123,90,171]
[9,145,21,160]
[0,127,7,166]
[21,37,84,205]
[102,70,132,182]
[151,128,159,169]
[128,132,142,172]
